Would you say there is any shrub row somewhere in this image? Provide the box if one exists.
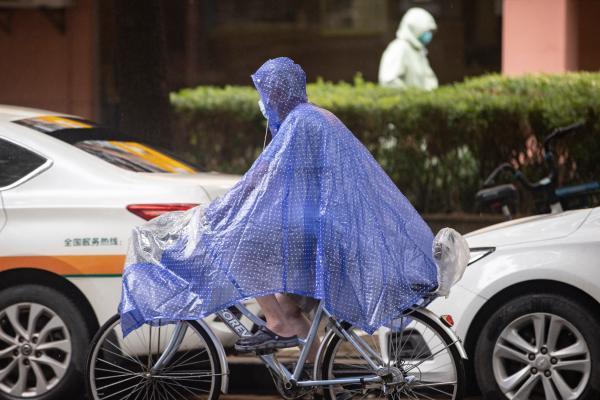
[171,72,600,213]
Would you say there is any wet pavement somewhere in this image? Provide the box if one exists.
[222,397,284,399]
[222,396,483,399]
[221,356,483,399]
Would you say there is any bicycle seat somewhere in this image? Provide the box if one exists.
[476,184,518,208]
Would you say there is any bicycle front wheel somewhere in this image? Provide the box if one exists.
[320,308,465,399]
[86,314,222,400]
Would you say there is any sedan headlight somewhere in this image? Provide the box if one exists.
[468,247,495,265]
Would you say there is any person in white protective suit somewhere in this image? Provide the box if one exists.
[378,7,438,90]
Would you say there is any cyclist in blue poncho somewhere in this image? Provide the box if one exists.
[119,57,468,354]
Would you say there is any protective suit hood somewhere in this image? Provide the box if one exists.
[251,57,308,136]
[397,7,437,49]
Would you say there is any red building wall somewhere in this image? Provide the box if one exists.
[0,0,98,118]
[503,0,600,75]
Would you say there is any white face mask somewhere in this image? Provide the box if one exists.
[258,99,267,119]
[258,100,269,150]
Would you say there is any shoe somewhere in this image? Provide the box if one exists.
[234,326,300,353]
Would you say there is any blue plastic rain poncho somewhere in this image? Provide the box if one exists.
[119,57,438,336]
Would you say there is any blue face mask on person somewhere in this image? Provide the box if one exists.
[418,31,433,45]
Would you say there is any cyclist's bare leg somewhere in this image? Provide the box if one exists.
[235,295,301,352]
[255,295,299,337]
[276,294,319,362]
[255,295,319,361]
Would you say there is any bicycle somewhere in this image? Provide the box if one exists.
[476,121,600,219]
[86,297,467,399]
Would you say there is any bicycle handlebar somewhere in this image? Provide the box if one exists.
[514,170,550,191]
[543,120,585,153]
[483,163,514,187]
[484,121,586,195]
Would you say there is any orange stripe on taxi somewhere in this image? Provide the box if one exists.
[0,255,125,275]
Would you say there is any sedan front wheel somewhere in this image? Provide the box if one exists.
[475,293,600,400]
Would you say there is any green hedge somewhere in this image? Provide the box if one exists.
[171,72,600,213]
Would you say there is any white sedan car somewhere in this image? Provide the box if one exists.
[430,207,600,400]
[0,105,242,400]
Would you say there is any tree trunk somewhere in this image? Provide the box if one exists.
[114,0,171,149]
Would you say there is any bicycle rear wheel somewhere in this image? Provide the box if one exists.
[320,308,465,399]
[86,314,222,400]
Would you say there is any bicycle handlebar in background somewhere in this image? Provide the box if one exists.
[543,120,585,153]
[485,121,586,191]
[483,163,515,187]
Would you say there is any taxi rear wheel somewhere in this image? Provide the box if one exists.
[0,284,90,400]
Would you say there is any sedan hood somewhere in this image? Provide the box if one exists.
[136,172,240,200]
[466,209,592,247]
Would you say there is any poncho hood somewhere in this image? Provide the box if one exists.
[251,57,308,136]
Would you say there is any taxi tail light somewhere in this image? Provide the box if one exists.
[127,204,198,221]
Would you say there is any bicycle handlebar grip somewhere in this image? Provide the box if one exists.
[514,171,536,190]
[543,120,585,151]
[484,163,515,187]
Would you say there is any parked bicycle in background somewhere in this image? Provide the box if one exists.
[476,121,600,219]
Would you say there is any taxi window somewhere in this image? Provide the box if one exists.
[13,115,198,173]
[0,138,47,188]
[75,141,197,173]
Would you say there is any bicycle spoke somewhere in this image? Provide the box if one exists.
[156,382,179,400]
[96,374,143,392]
[154,375,213,383]
[161,375,210,395]
[105,337,146,368]
[147,325,153,369]
[411,381,455,397]
[404,340,459,373]
[404,388,437,400]
[124,378,148,400]
[97,357,139,375]
[99,344,145,370]
[166,349,208,370]
[412,360,452,373]
[157,323,162,365]
[411,380,457,388]
[160,379,194,399]
[96,371,142,380]
[163,339,205,371]
[99,381,145,400]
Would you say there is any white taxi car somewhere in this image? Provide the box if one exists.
[0,105,241,400]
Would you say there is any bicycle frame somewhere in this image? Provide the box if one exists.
[151,300,467,391]
[151,301,386,390]
[225,302,387,387]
